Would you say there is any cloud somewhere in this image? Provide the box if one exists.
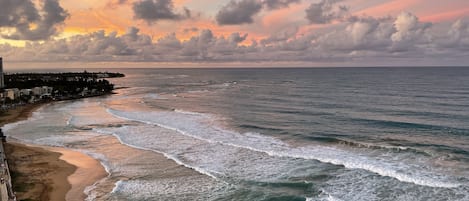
[261,26,298,45]
[215,0,302,26]
[216,0,263,25]
[316,16,394,52]
[156,33,182,50]
[132,0,191,23]
[183,27,199,34]
[229,33,249,43]
[0,0,39,27]
[0,0,69,40]
[1,12,469,65]
[437,19,469,51]
[125,27,141,40]
[263,0,301,10]
[305,0,349,24]
[390,12,432,52]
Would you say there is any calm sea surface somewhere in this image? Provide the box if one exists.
[4,67,469,200]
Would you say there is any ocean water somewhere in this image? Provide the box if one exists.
[4,67,469,200]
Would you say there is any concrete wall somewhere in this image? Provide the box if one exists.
[0,137,15,201]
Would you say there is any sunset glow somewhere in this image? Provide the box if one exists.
[0,0,468,67]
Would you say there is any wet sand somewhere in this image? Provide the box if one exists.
[1,104,107,201]
[4,142,76,201]
[49,147,107,201]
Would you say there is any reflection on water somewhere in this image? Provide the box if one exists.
[5,68,469,200]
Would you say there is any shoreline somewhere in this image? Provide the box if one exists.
[47,146,107,201]
[0,103,46,127]
[1,103,107,201]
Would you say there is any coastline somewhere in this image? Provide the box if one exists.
[50,147,107,201]
[0,103,45,127]
[1,103,107,201]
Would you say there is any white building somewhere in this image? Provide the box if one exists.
[20,89,32,96]
[41,86,53,95]
[4,88,19,100]
[32,87,43,96]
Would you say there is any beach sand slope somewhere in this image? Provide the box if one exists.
[2,104,107,201]
[4,143,76,201]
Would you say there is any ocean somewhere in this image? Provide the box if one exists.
[4,67,469,200]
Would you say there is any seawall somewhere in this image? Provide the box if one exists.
[0,134,15,201]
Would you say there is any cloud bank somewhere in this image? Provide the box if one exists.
[1,12,468,65]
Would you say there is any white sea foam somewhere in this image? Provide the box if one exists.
[110,176,222,200]
[1,106,45,132]
[72,151,113,201]
[143,93,169,100]
[93,126,221,181]
[283,146,460,188]
[110,180,124,194]
[65,116,73,126]
[314,189,344,201]
[174,109,205,116]
[14,134,98,147]
[81,151,113,177]
[105,108,462,189]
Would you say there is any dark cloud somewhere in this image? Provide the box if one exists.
[215,0,301,26]
[124,27,141,41]
[229,33,248,43]
[133,0,190,23]
[263,0,301,10]
[0,0,39,27]
[0,0,68,40]
[305,0,348,24]
[216,0,263,25]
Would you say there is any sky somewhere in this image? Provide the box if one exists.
[0,0,469,68]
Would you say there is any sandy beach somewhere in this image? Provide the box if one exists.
[1,104,107,201]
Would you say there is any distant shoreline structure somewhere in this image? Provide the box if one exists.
[0,67,125,200]
[1,70,125,109]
